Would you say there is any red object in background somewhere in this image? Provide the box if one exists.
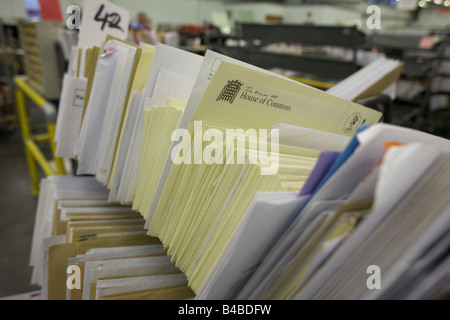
[419,35,436,49]
[38,0,63,22]
[179,25,210,36]
[436,7,450,13]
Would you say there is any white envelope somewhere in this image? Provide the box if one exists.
[76,49,121,174]
[196,192,307,300]
[95,273,188,300]
[236,198,343,299]
[271,123,351,152]
[108,92,144,202]
[311,123,450,205]
[94,40,138,185]
[82,255,180,300]
[326,56,402,101]
[84,244,166,259]
[59,206,135,221]
[65,243,167,300]
[57,199,111,209]
[296,143,446,299]
[117,97,152,203]
[30,176,110,285]
[361,209,450,300]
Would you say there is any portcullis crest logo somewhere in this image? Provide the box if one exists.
[343,112,363,134]
[216,80,243,104]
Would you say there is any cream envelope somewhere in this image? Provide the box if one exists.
[95,273,189,300]
[116,43,203,204]
[82,255,181,300]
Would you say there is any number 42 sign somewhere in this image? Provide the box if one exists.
[77,0,130,47]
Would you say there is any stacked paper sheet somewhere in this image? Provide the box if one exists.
[326,56,404,101]
[29,175,194,300]
[232,124,450,300]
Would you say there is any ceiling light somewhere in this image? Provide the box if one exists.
[418,0,428,7]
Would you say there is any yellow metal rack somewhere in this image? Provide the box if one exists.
[14,76,65,195]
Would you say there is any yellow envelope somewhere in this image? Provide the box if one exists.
[80,46,100,128]
[187,60,382,137]
[133,99,186,219]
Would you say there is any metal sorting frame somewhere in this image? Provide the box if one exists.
[14,75,65,195]
[209,23,368,85]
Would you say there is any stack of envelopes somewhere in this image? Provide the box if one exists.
[49,23,450,300]
[232,124,450,300]
[30,175,195,300]
[51,34,385,298]
[142,54,382,293]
